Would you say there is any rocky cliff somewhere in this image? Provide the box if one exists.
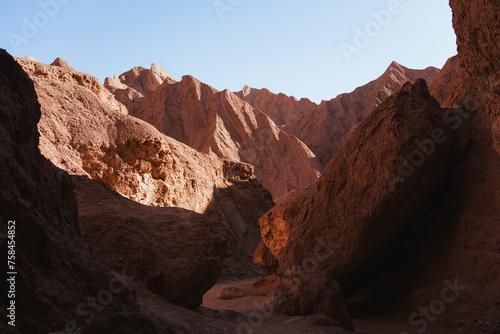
[17,57,274,280]
[104,64,176,114]
[0,49,137,334]
[237,62,440,164]
[133,75,322,199]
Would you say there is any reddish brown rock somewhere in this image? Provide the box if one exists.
[219,287,248,300]
[17,56,127,115]
[134,75,322,199]
[73,175,227,308]
[394,2,500,329]
[273,272,353,331]
[17,57,272,280]
[50,57,75,71]
[0,49,137,334]
[258,187,312,262]
[271,80,454,324]
[450,0,500,96]
[237,62,440,164]
[252,240,279,274]
[104,64,176,114]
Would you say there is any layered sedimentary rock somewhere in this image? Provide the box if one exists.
[237,62,440,164]
[104,64,176,114]
[134,75,322,199]
[268,80,455,324]
[17,57,273,279]
[0,49,137,334]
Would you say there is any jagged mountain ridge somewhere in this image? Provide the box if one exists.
[132,74,323,199]
[236,61,440,164]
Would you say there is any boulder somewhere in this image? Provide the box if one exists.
[271,80,455,326]
[73,175,227,308]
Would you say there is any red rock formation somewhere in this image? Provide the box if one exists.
[18,57,127,115]
[396,1,500,328]
[450,0,500,96]
[0,49,137,334]
[17,57,273,280]
[135,75,322,199]
[73,175,227,308]
[237,62,440,164]
[104,64,176,114]
[51,57,75,71]
[266,80,455,325]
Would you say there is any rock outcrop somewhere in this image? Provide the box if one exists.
[73,175,227,308]
[17,57,273,280]
[237,62,440,164]
[104,64,176,114]
[134,75,322,199]
[51,57,75,71]
[18,57,127,115]
[0,49,137,334]
[265,80,455,325]
[450,0,500,96]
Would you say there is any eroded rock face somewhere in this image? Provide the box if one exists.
[51,57,75,71]
[104,64,176,114]
[0,49,137,334]
[17,58,273,279]
[258,187,312,262]
[17,57,127,115]
[134,75,322,199]
[73,175,227,308]
[450,0,500,95]
[270,80,455,323]
[237,62,440,164]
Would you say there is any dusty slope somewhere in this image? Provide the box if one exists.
[237,62,440,164]
[134,75,322,199]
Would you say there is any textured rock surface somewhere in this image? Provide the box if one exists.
[398,1,500,329]
[252,240,279,274]
[73,175,227,308]
[258,187,312,262]
[17,57,127,115]
[237,62,440,164]
[450,0,500,95]
[50,57,75,71]
[134,75,322,199]
[271,80,454,323]
[273,272,353,330]
[17,58,273,279]
[105,64,176,114]
[0,49,137,334]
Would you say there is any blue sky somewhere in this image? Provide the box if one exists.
[0,0,457,103]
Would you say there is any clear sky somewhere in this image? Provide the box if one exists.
[0,0,457,103]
